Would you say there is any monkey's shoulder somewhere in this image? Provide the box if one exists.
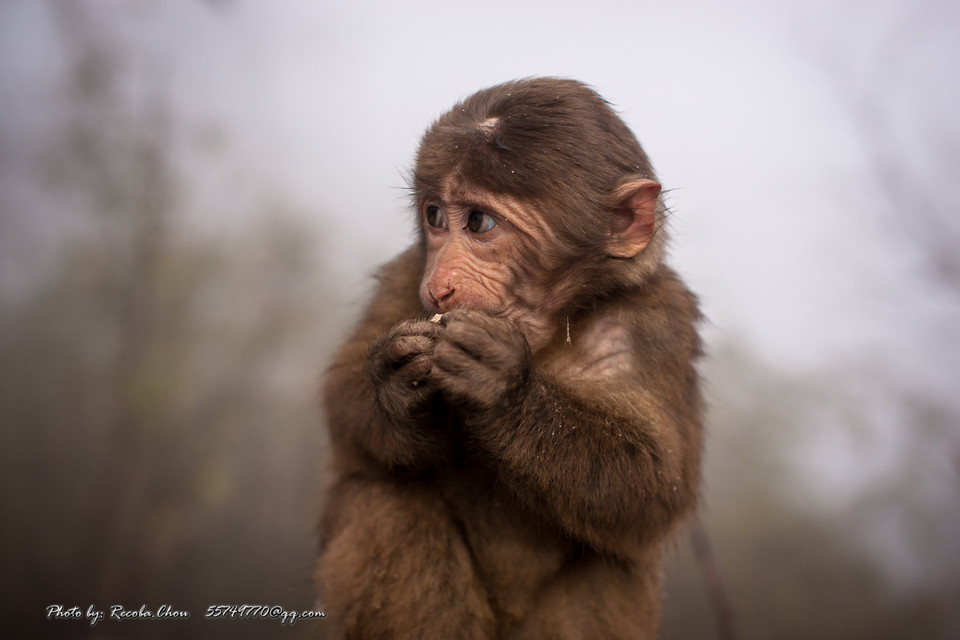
[545,267,700,383]
[588,266,699,337]
[601,266,700,343]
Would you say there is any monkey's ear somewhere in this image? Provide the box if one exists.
[607,179,661,258]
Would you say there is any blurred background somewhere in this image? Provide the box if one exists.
[1,0,958,638]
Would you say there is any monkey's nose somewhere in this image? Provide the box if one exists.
[428,283,455,311]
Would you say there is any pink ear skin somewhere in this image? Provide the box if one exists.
[608,179,661,259]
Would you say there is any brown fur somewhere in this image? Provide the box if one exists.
[317,78,703,639]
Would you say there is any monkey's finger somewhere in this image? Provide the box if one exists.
[394,319,445,339]
[397,353,433,383]
[389,335,437,359]
[444,310,523,347]
[441,319,522,370]
[432,355,502,409]
[440,308,487,327]
[431,366,471,401]
[381,336,436,367]
[432,339,480,377]
[432,340,506,397]
[370,336,435,381]
[437,326,486,364]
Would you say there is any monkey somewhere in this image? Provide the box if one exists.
[316,78,702,639]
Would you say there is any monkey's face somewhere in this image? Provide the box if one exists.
[418,179,556,349]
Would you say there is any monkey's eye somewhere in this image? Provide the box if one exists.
[465,209,496,234]
[425,205,444,229]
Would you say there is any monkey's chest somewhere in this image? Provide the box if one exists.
[437,464,571,626]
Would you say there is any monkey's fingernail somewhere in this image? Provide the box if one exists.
[430,314,444,324]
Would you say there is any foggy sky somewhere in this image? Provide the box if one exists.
[4,0,956,393]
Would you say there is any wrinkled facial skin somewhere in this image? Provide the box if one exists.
[418,179,556,351]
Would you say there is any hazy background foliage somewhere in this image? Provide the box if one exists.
[1,1,957,638]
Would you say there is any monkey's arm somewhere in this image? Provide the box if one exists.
[433,274,703,558]
[486,371,700,557]
[323,247,448,471]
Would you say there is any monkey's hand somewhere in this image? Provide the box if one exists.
[367,320,443,426]
[432,309,532,412]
